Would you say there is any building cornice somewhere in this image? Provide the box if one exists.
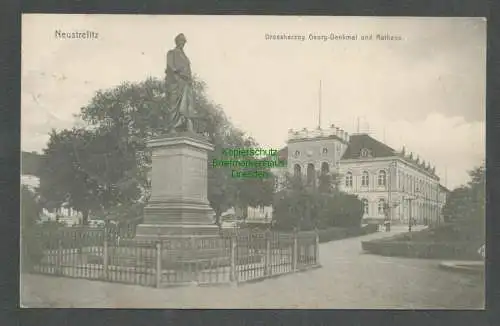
[287,135,349,145]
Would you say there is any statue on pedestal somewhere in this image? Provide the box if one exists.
[164,33,202,134]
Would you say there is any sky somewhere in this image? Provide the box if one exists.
[21,15,486,189]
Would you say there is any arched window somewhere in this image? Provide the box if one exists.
[345,172,353,187]
[322,147,328,155]
[362,199,369,215]
[306,163,315,185]
[361,171,369,187]
[360,148,370,157]
[294,150,300,158]
[378,198,386,215]
[378,170,387,186]
[321,162,329,174]
[294,164,301,177]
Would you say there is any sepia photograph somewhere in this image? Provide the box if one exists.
[20,15,486,308]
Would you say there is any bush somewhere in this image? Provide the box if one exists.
[319,193,364,228]
[21,228,44,272]
[21,185,42,272]
[361,224,484,260]
[273,189,364,231]
[361,239,483,260]
[318,224,378,243]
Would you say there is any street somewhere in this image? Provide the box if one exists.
[21,228,484,309]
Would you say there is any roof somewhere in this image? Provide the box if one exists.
[341,134,396,160]
[260,146,288,161]
[439,184,451,192]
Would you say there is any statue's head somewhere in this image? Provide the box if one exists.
[175,33,187,48]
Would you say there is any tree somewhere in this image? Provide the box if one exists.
[38,127,143,225]
[21,185,43,271]
[442,186,472,223]
[38,129,98,225]
[318,171,341,194]
[41,77,270,225]
[273,171,364,230]
[467,163,485,222]
[441,162,485,240]
[21,185,41,230]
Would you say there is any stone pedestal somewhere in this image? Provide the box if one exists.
[136,132,220,240]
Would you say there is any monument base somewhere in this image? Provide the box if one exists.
[135,223,221,239]
[133,131,225,265]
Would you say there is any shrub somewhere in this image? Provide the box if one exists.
[21,185,43,271]
[318,224,378,243]
[320,193,364,228]
[273,188,364,231]
[361,239,483,260]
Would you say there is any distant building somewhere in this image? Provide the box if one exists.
[266,125,449,226]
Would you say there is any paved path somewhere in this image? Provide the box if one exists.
[21,227,484,309]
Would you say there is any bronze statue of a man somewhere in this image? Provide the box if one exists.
[164,33,196,133]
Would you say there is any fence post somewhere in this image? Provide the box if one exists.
[315,228,320,266]
[264,230,271,276]
[103,233,109,280]
[292,228,298,271]
[230,236,237,284]
[156,241,162,288]
[57,238,63,275]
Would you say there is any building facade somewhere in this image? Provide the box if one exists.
[266,125,448,226]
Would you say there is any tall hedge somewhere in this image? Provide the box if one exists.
[273,173,364,230]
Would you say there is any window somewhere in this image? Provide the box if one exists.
[378,199,386,215]
[294,150,300,158]
[321,162,329,174]
[345,172,353,187]
[294,164,301,177]
[362,199,369,215]
[306,163,315,185]
[360,148,369,157]
[322,147,328,155]
[361,171,369,187]
[378,170,387,186]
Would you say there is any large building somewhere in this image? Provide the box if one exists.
[254,125,449,226]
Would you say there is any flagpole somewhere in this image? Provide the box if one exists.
[318,80,322,129]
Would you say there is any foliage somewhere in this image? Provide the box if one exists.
[317,171,341,194]
[442,162,485,239]
[362,238,484,260]
[21,185,43,271]
[21,185,41,230]
[318,192,364,228]
[318,224,378,243]
[39,77,273,224]
[38,128,142,225]
[273,172,364,230]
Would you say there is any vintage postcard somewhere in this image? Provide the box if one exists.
[21,14,486,309]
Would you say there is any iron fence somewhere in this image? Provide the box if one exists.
[27,227,320,288]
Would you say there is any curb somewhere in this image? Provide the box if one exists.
[438,261,484,275]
